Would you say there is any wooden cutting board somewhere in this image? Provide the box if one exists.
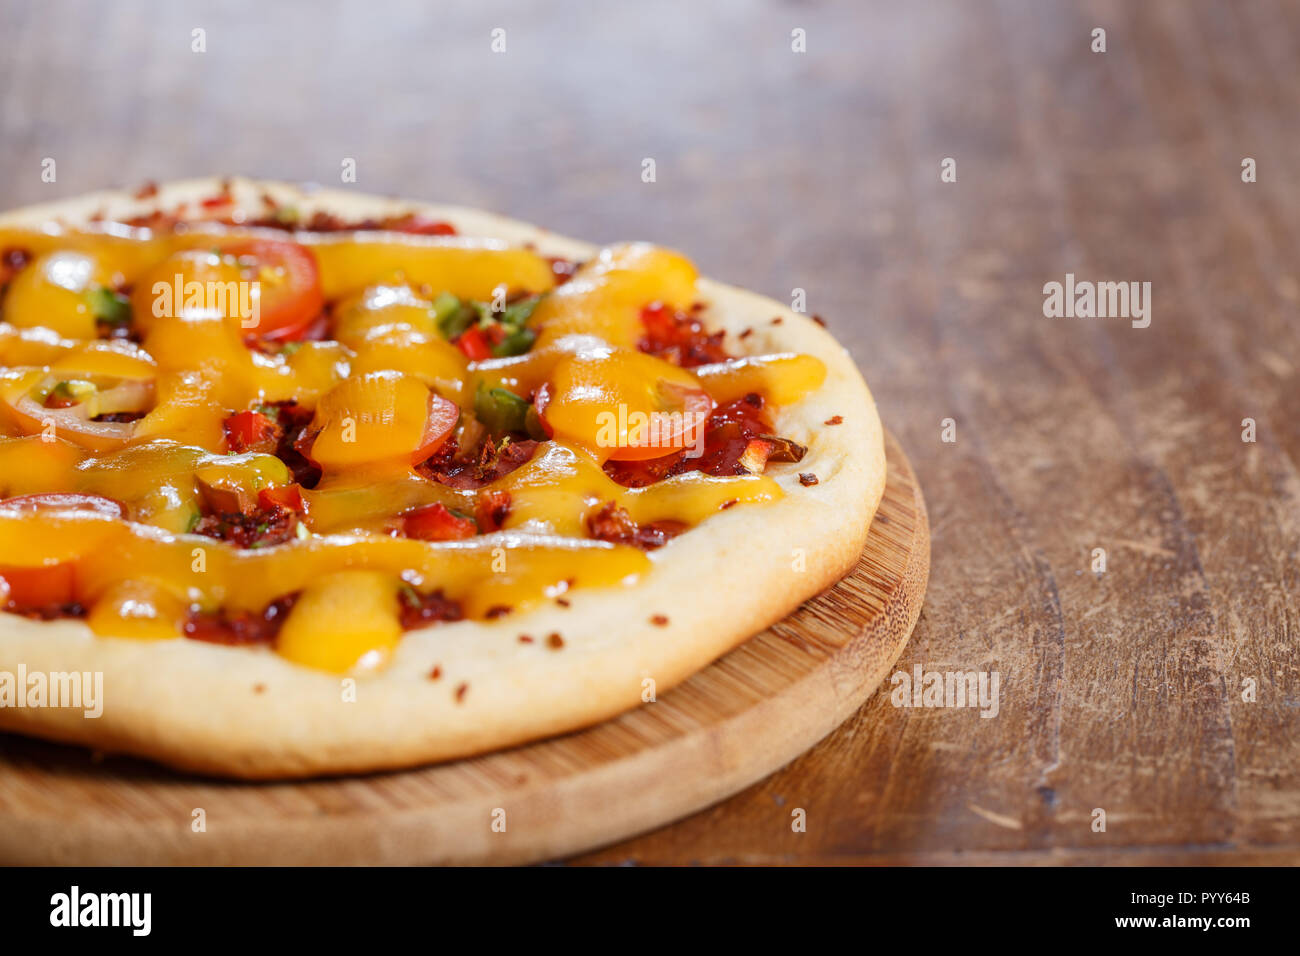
[0,430,928,865]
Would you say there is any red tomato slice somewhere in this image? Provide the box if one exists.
[0,493,126,520]
[605,381,713,461]
[221,239,324,341]
[0,563,75,609]
[456,326,493,361]
[537,377,714,462]
[402,502,477,541]
[0,494,126,607]
[412,393,461,464]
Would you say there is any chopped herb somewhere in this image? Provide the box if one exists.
[185,511,202,533]
[85,286,131,326]
[474,383,531,437]
[498,294,540,326]
[470,300,495,326]
[432,292,475,341]
[490,324,535,357]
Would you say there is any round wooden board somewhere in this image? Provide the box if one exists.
[0,430,928,865]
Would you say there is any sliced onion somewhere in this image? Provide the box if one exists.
[4,373,155,451]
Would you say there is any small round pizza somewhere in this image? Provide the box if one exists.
[0,178,885,778]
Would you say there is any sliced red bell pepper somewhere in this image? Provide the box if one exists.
[402,502,477,541]
[455,325,493,361]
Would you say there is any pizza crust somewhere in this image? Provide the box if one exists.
[0,178,885,778]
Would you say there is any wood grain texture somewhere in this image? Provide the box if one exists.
[0,432,925,865]
[0,0,1296,864]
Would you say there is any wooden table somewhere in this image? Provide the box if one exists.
[1,0,1296,865]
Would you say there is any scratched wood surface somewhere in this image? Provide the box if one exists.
[0,0,1296,864]
[0,434,924,866]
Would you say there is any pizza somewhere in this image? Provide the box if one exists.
[0,178,885,778]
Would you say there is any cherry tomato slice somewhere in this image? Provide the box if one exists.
[413,393,461,464]
[0,494,124,609]
[0,563,75,609]
[604,384,714,461]
[221,239,324,341]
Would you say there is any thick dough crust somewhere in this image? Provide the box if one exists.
[0,179,886,778]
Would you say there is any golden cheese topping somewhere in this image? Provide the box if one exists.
[0,208,825,674]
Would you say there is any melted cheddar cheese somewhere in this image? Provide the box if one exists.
[0,208,825,674]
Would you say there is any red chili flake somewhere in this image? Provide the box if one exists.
[585,501,686,551]
[260,399,322,488]
[517,634,534,644]
[556,597,571,608]
[398,587,464,630]
[770,316,784,325]
[602,394,783,488]
[546,632,565,649]
[429,666,442,681]
[485,605,513,619]
[420,436,539,490]
[824,415,843,426]
[650,614,669,627]
[811,314,827,327]
[455,682,469,702]
[134,181,159,200]
[192,507,296,549]
[184,594,298,645]
[637,301,730,367]
[720,499,739,510]
[738,328,754,340]
[798,472,819,486]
